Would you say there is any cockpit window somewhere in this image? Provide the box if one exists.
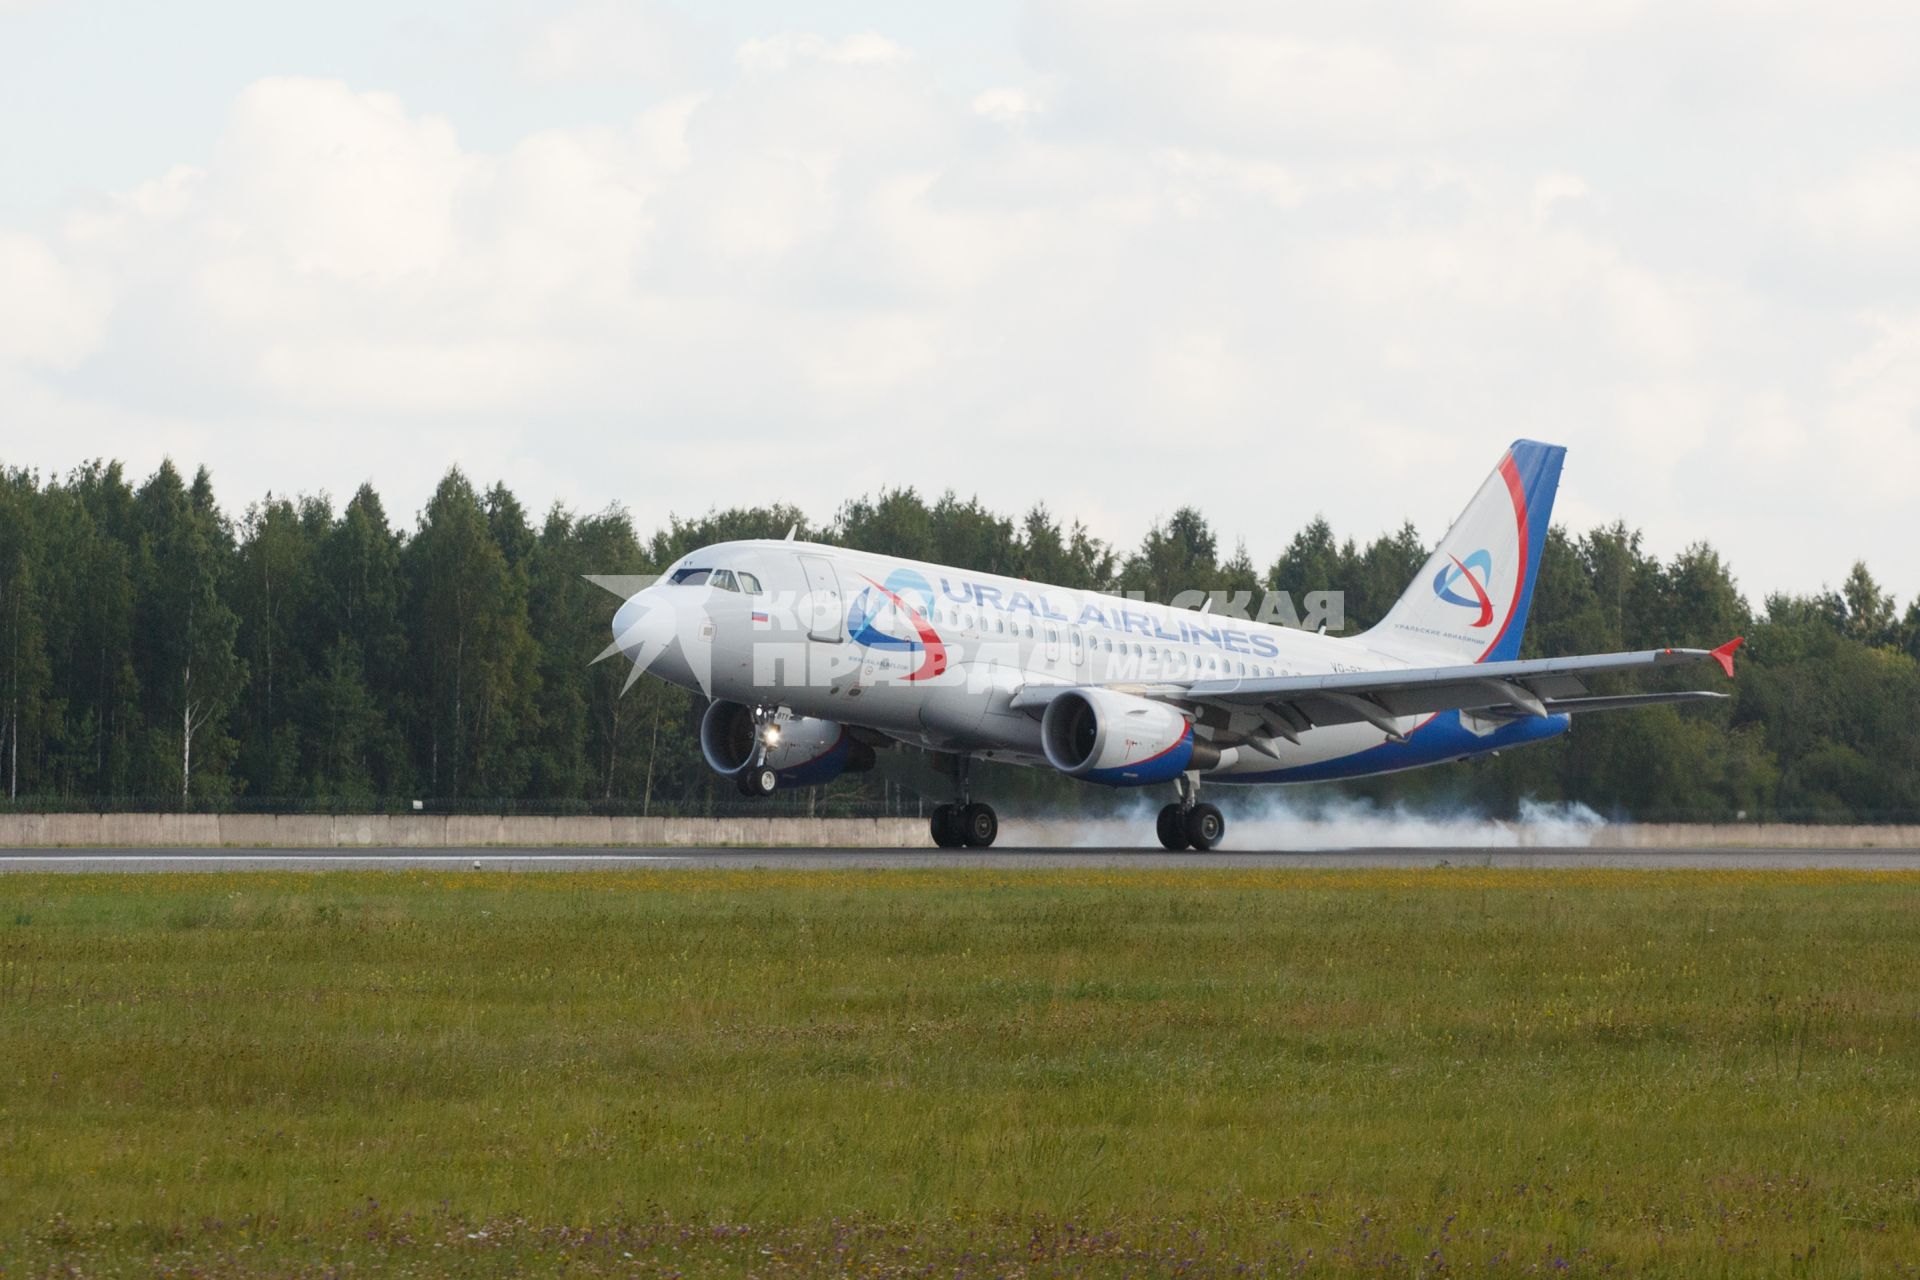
[670,564,762,592]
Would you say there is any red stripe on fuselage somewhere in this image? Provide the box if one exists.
[859,576,948,680]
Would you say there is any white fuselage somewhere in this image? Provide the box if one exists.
[617,539,1475,780]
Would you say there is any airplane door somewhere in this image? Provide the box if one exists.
[1068,626,1084,668]
[797,554,844,643]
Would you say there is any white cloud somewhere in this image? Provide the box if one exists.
[518,1,712,89]
[1824,313,1920,501]
[972,87,1040,126]
[4,4,1920,600]
[1801,154,1920,253]
[735,32,908,73]
[0,230,108,368]
[211,78,472,283]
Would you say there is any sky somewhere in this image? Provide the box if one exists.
[3,0,1919,602]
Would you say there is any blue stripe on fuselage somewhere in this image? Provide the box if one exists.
[1219,711,1569,784]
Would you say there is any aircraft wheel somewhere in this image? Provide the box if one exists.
[1156,803,1190,850]
[1184,803,1225,851]
[736,766,778,798]
[930,804,965,848]
[960,802,998,848]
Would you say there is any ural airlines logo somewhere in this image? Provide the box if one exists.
[1432,549,1495,628]
[847,569,948,680]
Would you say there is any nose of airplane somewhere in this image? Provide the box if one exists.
[609,585,702,691]
[612,591,649,657]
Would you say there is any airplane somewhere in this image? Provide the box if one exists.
[601,441,1742,850]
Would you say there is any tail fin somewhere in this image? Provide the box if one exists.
[1363,440,1565,665]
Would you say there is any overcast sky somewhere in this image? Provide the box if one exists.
[3,0,1918,601]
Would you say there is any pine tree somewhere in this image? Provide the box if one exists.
[311,484,412,795]
[1266,517,1355,631]
[404,469,538,798]
[1839,561,1896,648]
[38,466,139,797]
[1121,507,1221,603]
[233,495,323,796]
[0,470,51,799]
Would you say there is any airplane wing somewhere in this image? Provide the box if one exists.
[1009,638,1743,742]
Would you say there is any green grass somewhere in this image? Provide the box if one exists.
[2,868,1918,1276]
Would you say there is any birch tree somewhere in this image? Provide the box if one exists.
[133,462,244,803]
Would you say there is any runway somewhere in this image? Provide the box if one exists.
[3,845,1920,871]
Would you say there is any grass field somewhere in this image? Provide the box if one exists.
[2,868,1918,1277]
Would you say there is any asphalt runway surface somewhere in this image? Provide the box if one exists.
[3,845,1919,871]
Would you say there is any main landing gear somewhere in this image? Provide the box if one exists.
[930,755,998,848]
[1157,773,1224,851]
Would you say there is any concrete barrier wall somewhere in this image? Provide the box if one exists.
[1587,823,1920,850]
[0,813,933,848]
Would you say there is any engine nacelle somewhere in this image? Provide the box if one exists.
[699,700,876,789]
[1040,687,1196,786]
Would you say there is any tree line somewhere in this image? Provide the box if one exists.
[1,460,1917,820]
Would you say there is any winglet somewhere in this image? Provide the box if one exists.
[1710,636,1744,679]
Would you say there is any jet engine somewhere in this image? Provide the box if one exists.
[699,700,876,789]
[1040,687,1202,785]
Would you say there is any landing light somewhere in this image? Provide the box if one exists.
[763,725,782,746]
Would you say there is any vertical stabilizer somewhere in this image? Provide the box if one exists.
[1363,440,1564,664]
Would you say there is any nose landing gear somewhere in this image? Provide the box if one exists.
[1157,773,1224,851]
[733,704,781,797]
[930,755,998,848]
